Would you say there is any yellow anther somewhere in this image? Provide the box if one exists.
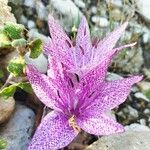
[68,115,81,133]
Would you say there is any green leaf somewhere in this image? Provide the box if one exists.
[0,85,16,99]
[4,22,24,39]
[145,90,150,100]
[17,82,33,94]
[11,38,27,47]
[0,139,7,150]
[0,69,4,78]
[7,58,25,77]
[29,38,43,59]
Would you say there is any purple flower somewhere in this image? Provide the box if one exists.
[27,16,142,150]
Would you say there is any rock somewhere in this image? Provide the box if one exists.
[127,106,138,118]
[111,8,123,21]
[0,97,15,124]
[0,0,16,27]
[106,0,123,8]
[136,0,150,22]
[0,102,35,150]
[35,1,48,20]
[85,131,150,150]
[112,46,143,73]
[91,16,109,27]
[91,6,97,14]
[23,0,35,8]
[137,81,150,93]
[24,52,48,73]
[144,109,150,115]
[50,0,83,23]
[28,28,48,42]
[139,119,146,126]
[27,20,35,29]
[125,123,150,131]
[106,72,123,81]
[134,92,149,102]
[20,15,28,25]
[74,0,85,8]
[143,30,150,44]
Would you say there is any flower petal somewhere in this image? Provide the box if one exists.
[94,22,128,62]
[77,113,124,135]
[76,16,92,67]
[47,15,74,68]
[82,75,143,114]
[28,111,77,150]
[26,65,62,110]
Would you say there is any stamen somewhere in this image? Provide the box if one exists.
[68,115,81,133]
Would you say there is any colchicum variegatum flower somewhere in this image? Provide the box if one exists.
[27,15,142,150]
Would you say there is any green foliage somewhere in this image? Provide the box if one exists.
[3,22,24,39]
[145,90,150,100]
[0,82,33,99]
[17,82,33,94]
[7,58,25,77]
[0,84,16,99]
[0,69,4,78]
[29,38,43,59]
[0,139,7,150]
[11,38,27,47]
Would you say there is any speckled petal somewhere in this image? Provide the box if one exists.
[82,75,143,115]
[94,22,128,62]
[43,37,54,55]
[77,113,124,135]
[28,111,77,150]
[26,65,61,110]
[76,16,92,67]
[48,15,74,68]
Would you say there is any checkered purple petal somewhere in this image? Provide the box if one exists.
[28,111,77,150]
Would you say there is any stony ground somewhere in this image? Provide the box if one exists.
[0,0,150,150]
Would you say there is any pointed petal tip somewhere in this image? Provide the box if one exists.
[121,21,128,30]
[48,14,54,21]
[132,75,143,83]
[115,124,125,134]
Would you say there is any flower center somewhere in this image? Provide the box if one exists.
[68,115,81,133]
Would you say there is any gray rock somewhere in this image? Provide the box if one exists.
[91,16,109,27]
[0,103,35,150]
[113,46,143,73]
[24,52,48,73]
[106,0,123,8]
[127,106,138,118]
[50,0,83,24]
[106,72,123,81]
[134,92,149,102]
[125,123,150,131]
[85,131,150,150]
[35,1,48,20]
[136,0,150,21]
[23,0,35,8]
[74,0,85,8]
[91,6,97,14]
[28,28,48,42]
[139,119,146,126]
[144,109,150,115]
[138,81,150,93]
[27,20,35,29]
